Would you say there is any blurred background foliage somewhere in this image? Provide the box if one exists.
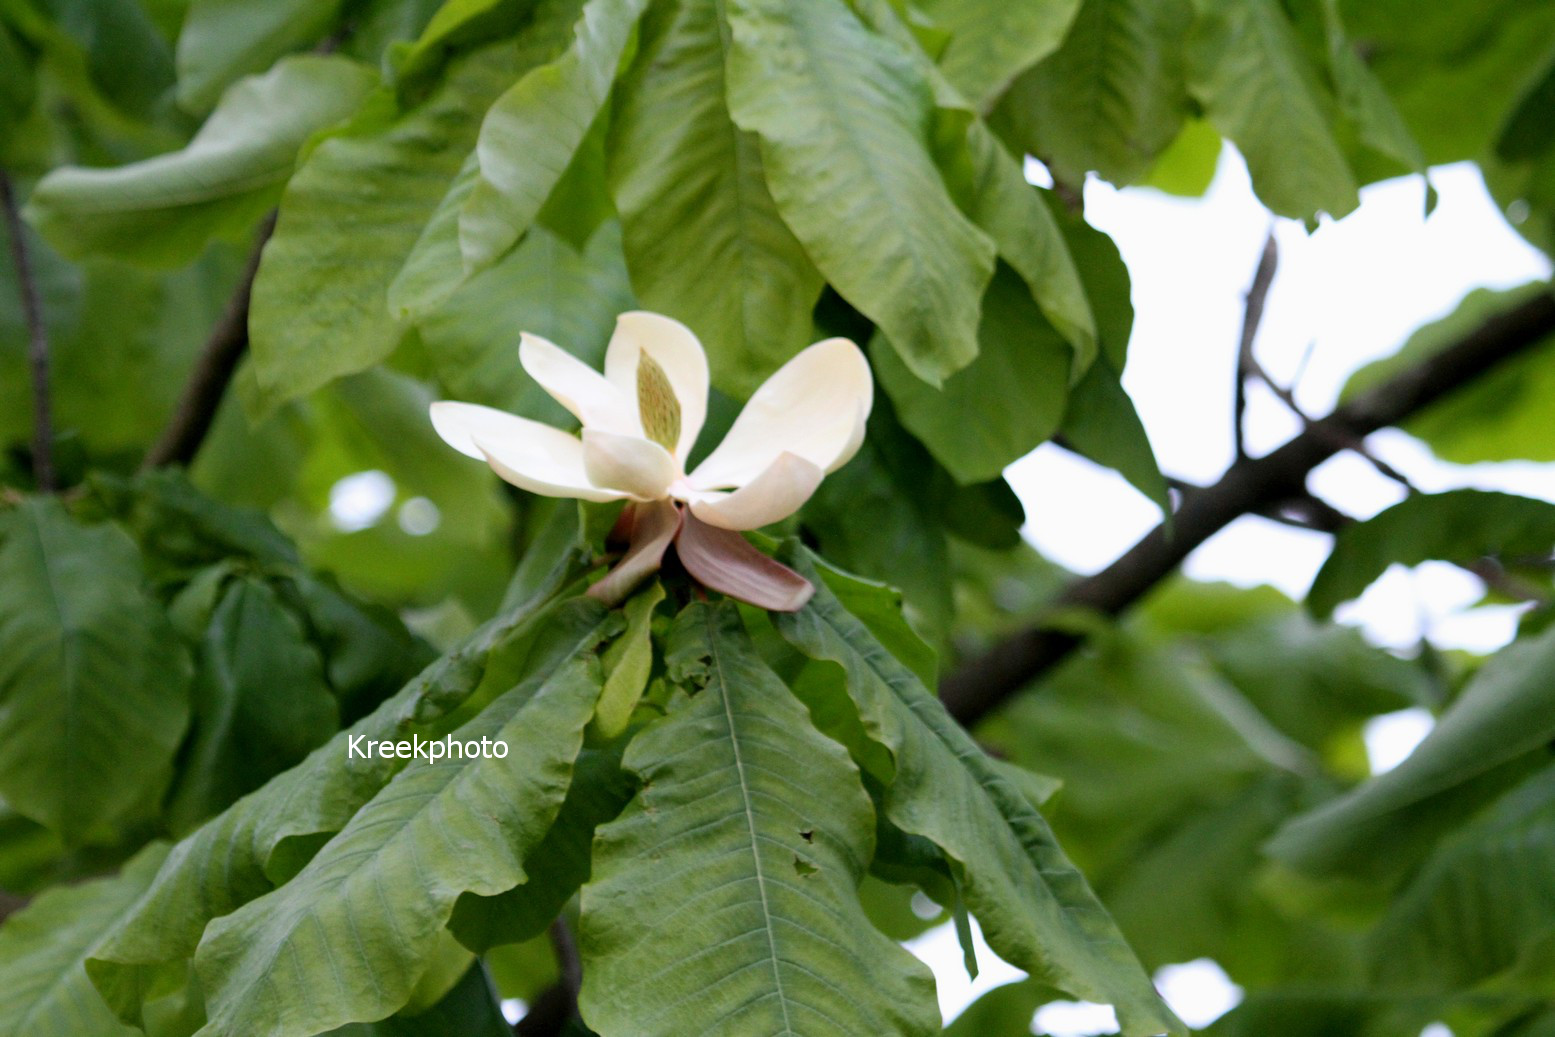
[0,0,1554,1033]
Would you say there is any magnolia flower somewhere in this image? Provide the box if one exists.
[430,312,873,611]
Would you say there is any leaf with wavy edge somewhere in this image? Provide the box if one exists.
[579,601,941,1036]
[85,542,591,1028]
[773,547,1185,1037]
[917,0,1081,111]
[247,44,517,416]
[995,0,1193,188]
[0,843,169,1036]
[458,0,651,271]
[724,0,995,386]
[1186,0,1358,219]
[0,499,193,844]
[189,601,612,1037]
[28,56,375,267]
[610,0,824,395]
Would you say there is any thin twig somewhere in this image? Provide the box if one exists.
[1248,352,1419,491]
[940,289,1555,725]
[1234,231,1279,460]
[140,212,276,470]
[1,171,55,491]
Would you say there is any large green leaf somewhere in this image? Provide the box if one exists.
[417,220,635,419]
[175,0,349,112]
[774,548,1184,1036]
[27,56,376,266]
[609,0,824,395]
[166,574,340,832]
[1307,490,1555,618]
[1339,0,1555,165]
[448,744,635,951]
[323,962,512,1037]
[578,602,942,1037]
[843,0,1097,372]
[724,0,996,386]
[190,601,611,1037]
[0,499,192,843]
[995,0,1193,187]
[917,0,1081,112]
[1268,620,1555,879]
[457,0,650,271]
[961,123,1097,375]
[388,1,590,317]
[873,263,1070,484]
[1186,0,1358,219]
[1317,0,1426,181]
[84,543,591,1028]
[1367,763,1555,995]
[1342,285,1555,464]
[0,842,169,1036]
[1060,357,1170,514]
[246,44,518,415]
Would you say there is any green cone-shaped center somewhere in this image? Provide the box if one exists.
[636,352,681,453]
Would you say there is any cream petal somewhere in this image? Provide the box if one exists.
[519,333,639,436]
[688,337,872,490]
[427,402,622,501]
[582,429,677,501]
[685,452,822,530]
[603,311,708,461]
[430,400,540,459]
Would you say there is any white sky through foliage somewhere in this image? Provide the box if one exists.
[1009,149,1553,656]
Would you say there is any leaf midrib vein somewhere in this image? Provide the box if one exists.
[707,609,796,1037]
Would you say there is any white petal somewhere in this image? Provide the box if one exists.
[430,400,535,459]
[689,338,872,490]
[603,311,708,461]
[429,402,624,501]
[582,429,677,501]
[519,333,639,436]
[685,452,822,530]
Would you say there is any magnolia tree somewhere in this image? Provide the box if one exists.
[2,0,1554,1034]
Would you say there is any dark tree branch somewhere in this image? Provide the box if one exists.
[140,212,276,470]
[512,983,574,1036]
[1248,342,1420,492]
[1234,232,1279,460]
[1,171,55,491]
[549,916,582,1008]
[941,288,1555,726]
[511,917,583,1036]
